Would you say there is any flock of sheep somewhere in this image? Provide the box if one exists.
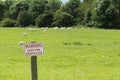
[18,27,89,46]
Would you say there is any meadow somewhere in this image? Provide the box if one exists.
[0,27,120,80]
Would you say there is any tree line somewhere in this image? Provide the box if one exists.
[0,0,120,29]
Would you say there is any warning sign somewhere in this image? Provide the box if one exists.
[24,42,44,56]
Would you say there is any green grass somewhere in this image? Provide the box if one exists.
[0,27,120,80]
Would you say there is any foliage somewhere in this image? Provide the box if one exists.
[17,11,33,27]
[93,0,120,28]
[81,0,96,26]
[0,0,119,28]
[51,11,73,27]
[1,18,17,27]
[4,0,13,11]
[61,0,82,25]
[36,12,53,27]
[44,0,62,12]
[63,0,81,16]
[9,0,29,20]
[0,1,6,20]
[29,0,48,19]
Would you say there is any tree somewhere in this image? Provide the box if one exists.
[93,0,120,28]
[64,0,81,16]
[28,0,49,25]
[4,0,13,11]
[36,12,53,27]
[44,0,62,12]
[51,10,73,27]
[17,11,33,27]
[84,10,92,25]
[9,0,29,20]
[3,0,14,18]
[29,0,48,19]
[81,0,96,26]
[61,0,82,25]
[0,1,6,20]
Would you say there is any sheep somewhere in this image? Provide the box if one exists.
[43,29,46,32]
[18,41,24,46]
[60,27,65,29]
[53,27,58,30]
[67,27,72,30]
[27,28,37,31]
[30,29,37,31]
[23,32,27,36]
[82,27,85,29]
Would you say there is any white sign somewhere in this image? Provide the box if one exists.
[24,42,44,56]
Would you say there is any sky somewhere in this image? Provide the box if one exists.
[61,0,69,3]
[61,0,83,4]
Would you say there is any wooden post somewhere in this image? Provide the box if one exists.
[31,56,38,80]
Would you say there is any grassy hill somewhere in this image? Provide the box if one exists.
[0,27,120,80]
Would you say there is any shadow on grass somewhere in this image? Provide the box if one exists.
[63,42,92,46]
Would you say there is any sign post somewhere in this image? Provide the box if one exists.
[24,42,44,80]
[31,56,38,80]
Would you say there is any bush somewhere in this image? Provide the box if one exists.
[1,18,17,27]
[51,11,73,27]
[17,11,34,27]
[36,12,53,27]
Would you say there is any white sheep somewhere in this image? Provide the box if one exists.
[23,32,27,36]
[82,27,85,29]
[60,27,65,29]
[43,29,46,32]
[67,27,72,30]
[18,41,24,46]
[27,28,36,31]
[53,27,58,30]
[30,29,37,31]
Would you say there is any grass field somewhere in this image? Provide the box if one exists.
[0,27,120,80]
